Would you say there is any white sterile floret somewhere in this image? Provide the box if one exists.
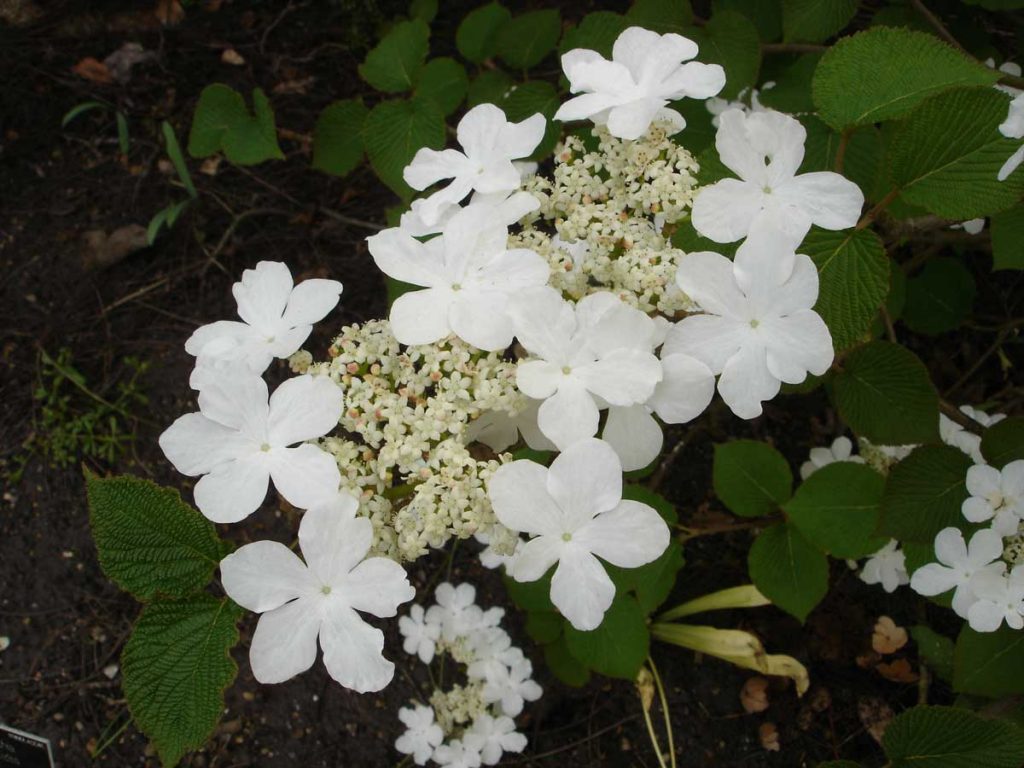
[366,205,550,351]
[185,261,342,388]
[859,540,909,593]
[705,82,775,126]
[800,436,865,480]
[395,705,444,766]
[480,655,543,717]
[510,291,663,451]
[555,26,725,140]
[433,739,483,768]
[403,104,546,227]
[464,714,528,765]
[671,237,833,420]
[910,528,1006,618]
[962,461,1024,536]
[691,109,864,244]
[427,582,481,643]
[219,500,414,690]
[998,92,1024,181]
[399,604,441,664]
[159,373,342,523]
[967,566,1024,632]
[488,438,670,630]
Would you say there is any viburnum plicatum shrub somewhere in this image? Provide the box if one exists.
[83,2,1024,765]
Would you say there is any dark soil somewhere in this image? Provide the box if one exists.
[1,2,1021,767]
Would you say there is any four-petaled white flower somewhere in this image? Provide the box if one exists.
[555,27,726,140]
[159,373,342,523]
[219,499,415,690]
[671,240,833,420]
[367,206,551,351]
[432,739,483,768]
[395,704,444,766]
[403,104,546,227]
[185,261,342,387]
[691,109,864,244]
[489,438,670,630]
[998,92,1024,181]
[909,528,1006,618]
[859,540,909,594]
[480,655,543,717]
[464,714,528,765]
[800,436,865,480]
[967,566,1024,632]
[510,290,663,451]
[399,604,441,664]
[962,460,1024,537]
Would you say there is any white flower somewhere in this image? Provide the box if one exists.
[909,528,1006,618]
[670,242,833,420]
[960,404,1006,429]
[800,436,865,480]
[691,109,864,244]
[467,399,556,454]
[859,540,909,593]
[403,104,546,227]
[219,500,414,690]
[705,82,775,126]
[510,291,663,451]
[426,582,480,642]
[488,438,670,630]
[185,261,342,386]
[395,705,444,766]
[399,190,540,238]
[480,655,543,717]
[465,714,528,765]
[433,739,483,768]
[555,27,725,140]
[940,414,985,464]
[366,206,550,351]
[967,566,1024,632]
[399,604,441,664]
[963,461,1024,536]
[998,92,1024,181]
[950,218,986,235]
[985,57,1023,97]
[159,373,342,523]
[475,531,524,572]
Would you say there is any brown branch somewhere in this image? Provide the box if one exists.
[856,188,901,230]
[909,0,965,51]
[939,400,983,435]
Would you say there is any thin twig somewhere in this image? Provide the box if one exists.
[939,399,984,435]
[944,325,1016,397]
[856,188,901,230]
[909,0,965,51]
[833,129,851,175]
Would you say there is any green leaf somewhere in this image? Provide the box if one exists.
[803,228,890,354]
[415,57,468,116]
[409,0,437,23]
[311,99,368,178]
[800,117,883,202]
[671,215,740,258]
[954,625,1024,697]
[833,341,940,444]
[991,205,1024,271]
[811,27,1000,130]
[559,11,628,58]
[785,462,887,559]
[468,69,514,108]
[878,445,972,543]
[623,484,678,525]
[888,88,1024,219]
[504,573,555,613]
[62,100,105,127]
[817,762,863,768]
[457,2,512,64]
[713,440,793,518]
[358,19,430,93]
[782,0,856,43]
[712,0,782,42]
[912,625,955,682]
[748,522,829,622]
[759,53,821,113]
[188,85,283,167]
[500,81,560,159]
[902,257,977,336]
[86,472,226,601]
[146,205,172,247]
[363,97,446,198]
[688,11,761,100]
[608,540,685,615]
[882,705,1024,767]
[544,634,590,686]
[627,0,693,34]
[162,122,197,199]
[496,9,561,70]
[981,417,1024,469]
[525,610,563,644]
[122,595,243,767]
[564,595,649,679]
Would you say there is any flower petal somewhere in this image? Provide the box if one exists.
[550,547,616,631]
[662,315,748,374]
[545,437,622,528]
[648,353,715,424]
[516,360,563,399]
[933,527,968,567]
[159,412,247,475]
[248,596,322,684]
[762,310,834,383]
[774,172,864,231]
[403,147,474,190]
[320,604,395,692]
[269,443,341,510]
[489,461,564,537]
[299,508,372,586]
[910,563,959,597]
[280,279,343,327]
[717,342,781,420]
[449,291,515,351]
[344,556,415,617]
[690,178,765,243]
[499,112,547,159]
[509,287,576,362]
[197,374,269,435]
[220,541,317,612]
[511,536,564,581]
[675,250,747,318]
[602,405,663,473]
[194,456,270,524]
[389,288,454,346]
[536,380,600,450]
[233,261,294,333]
[366,227,445,288]
[966,464,1002,498]
[574,348,662,406]
[575,499,669,568]
[267,374,343,446]
[606,99,665,141]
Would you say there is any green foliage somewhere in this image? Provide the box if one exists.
[312,99,368,177]
[782,0,857,44]
[468,69,514,108]
[784,463,887,559]
[163,122,197,198]
[748,522,829,622]
[712,440,793,518]
[954,626,1024,697]
[878,445,972,543]
[903,258,977,336]
[801,118,883,200]
[415,57,469,116]
[187,85,283,166]
[912,625,955,682]
[803,228,890,353]
[500,81,560,159]
[991,205,1024,271]
[811,27,999,130]
[712,0,782,41]
[543,635,591,686]
[122,595,243,767]
[564,595,650,680]
[888,88,1024,219]
[626,0,693,34]
[560,11,629,58]
[496,9,561,70]
[363,97,446,198]
[86,472,228,602]
[882,705,1024,767]
[690,10,761,100]
[981,418,1024,468]
[358,19,430,93]
[832,341,940,444]
[456,2,512,63]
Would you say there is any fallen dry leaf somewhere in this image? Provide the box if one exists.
[758,722,781,752]
[155,0,184,26]
[876,658,920,683]
[199,156,222,176]
[273,77,315,95]
[740,677,770,714]
[872,616,909,655]
[82,224,149,271]
[857,696,894,744]
[856,650,881,669]
[103,42,157,84]
[221,48,245,66]
[71,58,112,84]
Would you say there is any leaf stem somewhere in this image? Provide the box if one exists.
[856,188,900,230]
[648,657,677,768]
[938,399,983,435]
[833,129,851,174]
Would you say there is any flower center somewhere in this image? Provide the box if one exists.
[762,185,772,194]
[260,443,271,452]
[749,319,760,329]
[266,336,276,343]
[561,365,572,375]
[562,532,572,542]
[451,283,462,291]
[321,585,332,595]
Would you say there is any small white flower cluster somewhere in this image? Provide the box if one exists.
[395,582,539,767]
